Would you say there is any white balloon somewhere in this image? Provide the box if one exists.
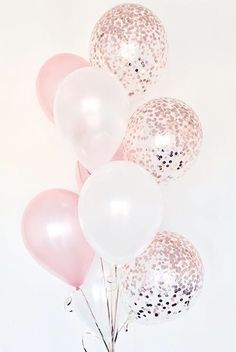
[54,67,129,171]
[78,161,163,264]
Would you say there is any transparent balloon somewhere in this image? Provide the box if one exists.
[121,231,204,324]
[78,161,163,264]
[65,257,129,348]
[54,67,129,172]
[90,3,167,97]
[123,98,203,183]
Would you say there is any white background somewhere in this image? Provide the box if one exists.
[0,0,236,351]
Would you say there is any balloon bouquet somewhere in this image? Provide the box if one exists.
[22,4,204,351]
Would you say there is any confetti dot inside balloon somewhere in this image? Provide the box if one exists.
[121,232,204,324]
[123,97,203,183]
[90,3,167,96]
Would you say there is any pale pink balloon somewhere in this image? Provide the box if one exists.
[36,53,89,121]
[76,145,125,189]
[113,145,125,161]
[22,189,94,287]
[76,161,90,191]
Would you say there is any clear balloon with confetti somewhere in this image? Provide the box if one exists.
[90,3,167,97]
[121,232,204,324]
[123,97,203,183]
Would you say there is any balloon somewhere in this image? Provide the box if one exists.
[54,67,129,172]
[76,145,125,190]
[65,257,128,341]
[78,161,163,264]
[90,3,167,96]
[76,161,90,192]
[123,98,203,183]
[36,53,89,121]
[121,231,204,324]
[22,189,94,287]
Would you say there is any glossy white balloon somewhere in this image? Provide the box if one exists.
[78,161,163,264]
[54,67,129,171]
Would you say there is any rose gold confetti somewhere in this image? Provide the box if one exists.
[90,4,167,96]
[121,232,204,323]
[123,97,203,183]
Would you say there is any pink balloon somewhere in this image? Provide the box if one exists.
[76,161,90,191]
[36,53,89,122]
[22,189,94,287]
[113,145,125,161]
[76,145,125,189]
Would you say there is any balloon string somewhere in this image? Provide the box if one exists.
[100,258,111,326]
[79,288,110,352]
[115,316,130,343]
[112,265,120,347]
[113,268,132,345]
[81,332,100,352]
[118,317,130,334]
[100,258,112,350]
[81,332,91,352]
[109,265,121,351]
[82,337,88,352]
[99,262,121,351]
[110,268,114,350]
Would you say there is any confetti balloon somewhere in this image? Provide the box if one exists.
[123,98,203,183]
[90,3,167,96]
[121,232,204,324]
